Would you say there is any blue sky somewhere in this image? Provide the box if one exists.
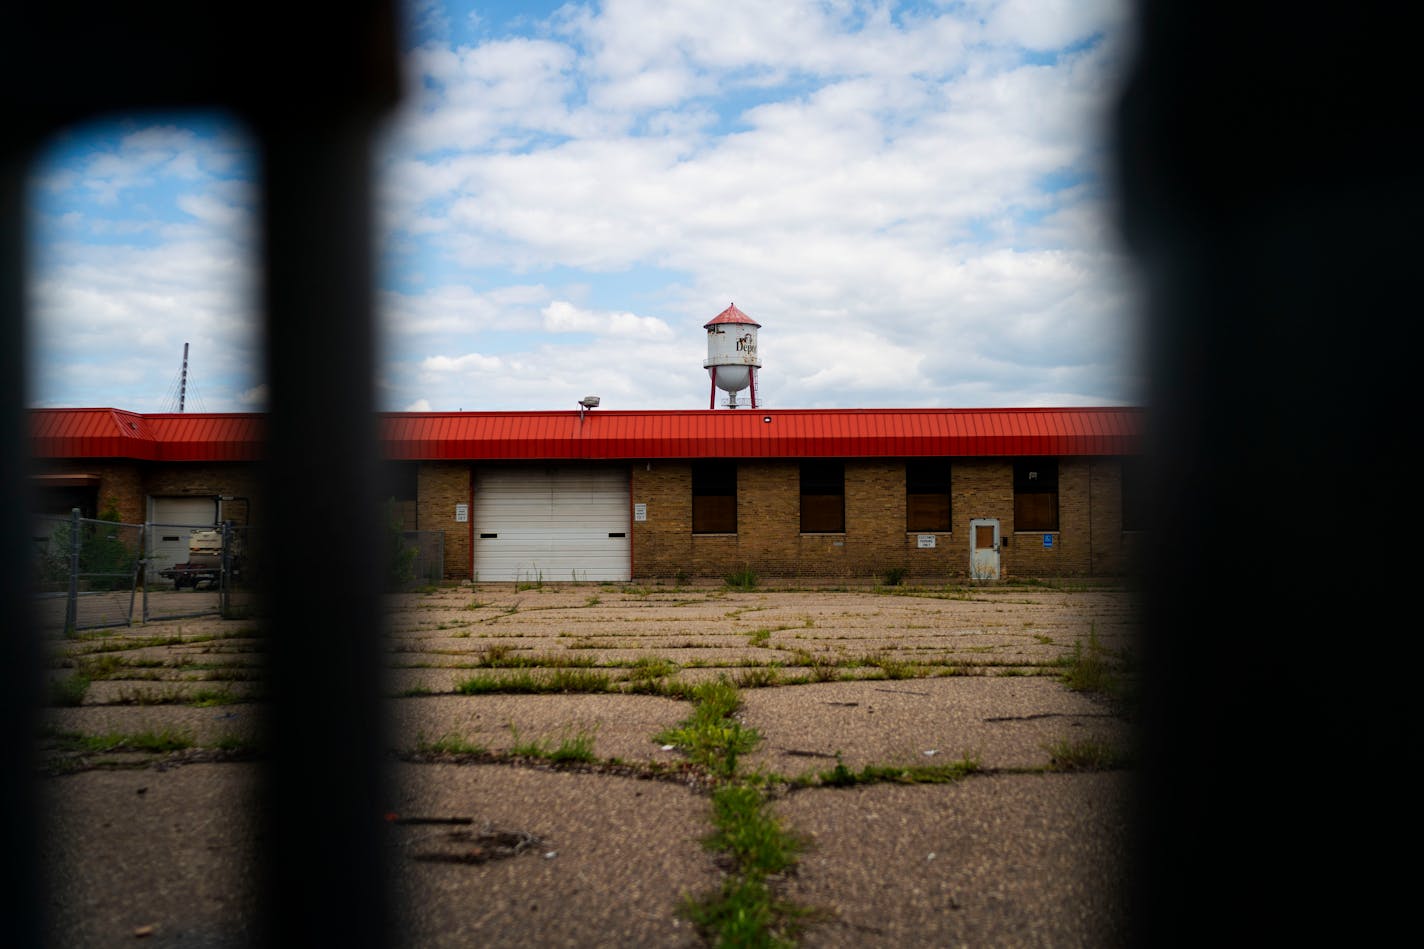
[25,0,1141,413]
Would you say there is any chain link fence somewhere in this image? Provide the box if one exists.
[32,510,144,633]
[33,512,439,631]
[396,530,444,587]
[32,509,259,632]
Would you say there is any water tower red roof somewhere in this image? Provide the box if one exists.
[704,303,760,328]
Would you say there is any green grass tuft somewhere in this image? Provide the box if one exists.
[1045,738,1129,771]
[49,674,91,707]
[724,565,759,591]
[455,668,611,695]
[417,732,488,756]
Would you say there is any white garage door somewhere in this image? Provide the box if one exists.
[474,466,630,583]
[149,496,219,573]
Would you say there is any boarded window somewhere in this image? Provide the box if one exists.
[906,460,952,532]
[800,461,844,533]
[382,461,419,531]
[692,461,737,533]
[1013,459,1059,532]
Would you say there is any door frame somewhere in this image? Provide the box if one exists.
[969,517,1001,580]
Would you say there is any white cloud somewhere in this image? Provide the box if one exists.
[983,0,1127,51]
[421,352,504,374]
[541,300,672,338]
[29,2,1143,415]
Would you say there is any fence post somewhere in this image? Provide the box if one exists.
[65,506,80,635]
[220,520,232,618]
[141,523,149,623]
[126,522,141,626]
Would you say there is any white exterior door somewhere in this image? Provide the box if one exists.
[969,518,1001,580]
[149,496,219,573]
[473,466,630,582]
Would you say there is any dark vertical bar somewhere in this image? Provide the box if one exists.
[1114,2,1417,944]
[255,122,390,947]
[0,146,43,949]
[66,506,81,632]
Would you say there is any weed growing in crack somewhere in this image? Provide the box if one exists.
[549,729,597,763]
[415,729,489,752]
[455,668,611,694]
[49,674,90,707]
[790,649,841,682]
[662,679,812,946]
[188,686,239,707]
[625,657,678,693]
[506,724,598,763]
[74,654,125,680]
[1059,627,1130,705]
[1045,738,1128,771]
[654,677,759,778]
[735,667,780,689]
[682,787,810,946]
[43,727,196,754]
[477,643,521,667]
[213,734,258,754]
[705,785,803,874]
[807,752,982,788]
[867,653,917,680]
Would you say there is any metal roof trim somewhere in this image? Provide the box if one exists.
[31,406,1143,461]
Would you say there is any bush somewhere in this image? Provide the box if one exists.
[879,566,908,587]
[724,565,758,591]
[385,499,419,589]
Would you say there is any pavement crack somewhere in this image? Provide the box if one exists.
[983,712,1120,722]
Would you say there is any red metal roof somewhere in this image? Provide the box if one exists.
[28,406,1144,461]
[704,303,760,328]
[30,409,265,461]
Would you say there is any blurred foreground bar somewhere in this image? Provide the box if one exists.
[2,4,402,946]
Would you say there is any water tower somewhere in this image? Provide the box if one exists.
[704,303,761,409]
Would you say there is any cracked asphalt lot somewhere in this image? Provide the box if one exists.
[40,581,1138,947]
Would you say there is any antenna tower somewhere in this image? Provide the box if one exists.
[178,342,189,413]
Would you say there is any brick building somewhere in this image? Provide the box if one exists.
[31,405,1143,583]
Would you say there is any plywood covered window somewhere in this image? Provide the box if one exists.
[692,461,737,534]
[906,460,952,532]
[382,461,419,531]
[800,461,844,533]
[1013,459,1059,532]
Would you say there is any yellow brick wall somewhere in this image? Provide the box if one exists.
[33,461,258,526]
[143,465,260,525]
[417,463,471,580]
[632,457,1135,580]
[34,455,1138,583]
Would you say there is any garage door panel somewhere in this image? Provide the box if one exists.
[474,466,630,582]
[149,496,219,575]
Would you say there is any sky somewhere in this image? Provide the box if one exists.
[25,0,1142,414]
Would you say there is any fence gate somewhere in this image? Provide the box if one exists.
[30,510,256,631]
[31,509,143,633]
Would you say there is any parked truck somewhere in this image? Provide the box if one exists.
[158,527,235,589]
